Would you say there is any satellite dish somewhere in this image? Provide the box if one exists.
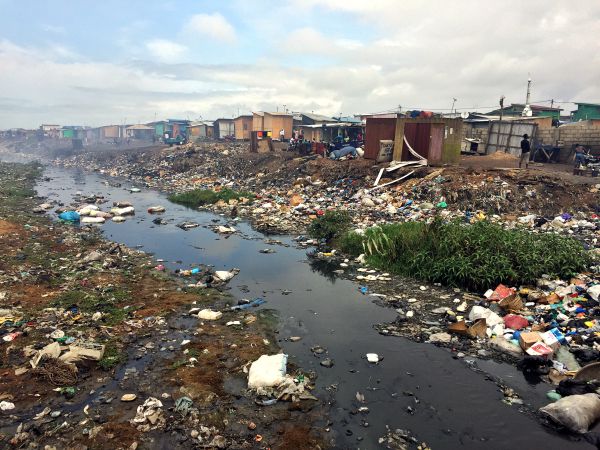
[460,111,469,119]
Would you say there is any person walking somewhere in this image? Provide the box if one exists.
[519,134,531,169]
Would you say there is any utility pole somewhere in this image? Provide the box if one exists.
[522,76,532,117]
[496,96,505,152]
[451,98,457,115]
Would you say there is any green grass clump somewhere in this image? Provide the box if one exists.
[168,188,254,208]
[339,219,591,291]
[98,341,125,371]
[53,288,130,325]
[308,210,352,241]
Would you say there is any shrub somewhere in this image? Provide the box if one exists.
[341,219,590,291]
[308,210,352,241]
[168,188,254,208]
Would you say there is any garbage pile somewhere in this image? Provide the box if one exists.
[246,353,317,404]
[52,142,600,236]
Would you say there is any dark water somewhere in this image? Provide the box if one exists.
[32,164,589,449]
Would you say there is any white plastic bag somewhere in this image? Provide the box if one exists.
[197,309,222,320]
[248,354,288,389]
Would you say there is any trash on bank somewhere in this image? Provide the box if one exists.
[214,269,239,282]
[230,298,265,311]
[58,211,80,222]
[110,206,135,216]
[197,309,223,320]
[131,397,165,431]
[248,354,288,389]
[540,393,600,433]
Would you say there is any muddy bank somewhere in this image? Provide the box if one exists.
[0,162,325,449]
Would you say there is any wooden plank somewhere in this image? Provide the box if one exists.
[374,168,384,186]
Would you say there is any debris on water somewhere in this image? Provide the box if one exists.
[176,221,199,230]
[320,358,334,368]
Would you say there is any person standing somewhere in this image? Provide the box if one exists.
[279,128,285,142]
[519,134,531,169]
[574,143,586,167]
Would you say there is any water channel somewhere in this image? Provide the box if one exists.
[29,162,589,449]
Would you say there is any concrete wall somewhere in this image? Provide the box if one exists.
[537,123,600,153]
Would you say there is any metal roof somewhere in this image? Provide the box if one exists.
[301,113,337,122]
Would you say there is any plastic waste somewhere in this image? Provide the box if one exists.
[468,305,503,326]
[110,206,135,216]
[81,216,105,224]
[214,270,238,282]
[174,396,193,416]
[30,341,61,368]
[366,353,381,363]
[58,211,80,222]
[59,342,105,364]
[78,205,99,216]
[0,401,15,411]
[540,393,600,433]
[197,309,223,320]
[248,354,288,389]
[230,298,265,310]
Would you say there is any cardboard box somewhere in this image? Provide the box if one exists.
[519,331,541,350]
[526,342,554,359]
[540,327,566,351]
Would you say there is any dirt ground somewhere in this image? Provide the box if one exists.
[0,162,328,449]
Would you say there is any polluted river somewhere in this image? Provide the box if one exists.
[27,162,588,449]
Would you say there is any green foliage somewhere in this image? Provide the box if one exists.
[308,210,352,241]
[53,288,130,325]
[168,188,254,208]
[341,219,590,291]
[171,358,188,370]
[337,231,365,255]
[98,341,125,371]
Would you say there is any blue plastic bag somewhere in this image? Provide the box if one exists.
[58,211,80,222]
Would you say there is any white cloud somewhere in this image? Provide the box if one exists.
[145,39,187,63]
[2,1,600,128]
[42,24,66,34]
[184,13,237,44]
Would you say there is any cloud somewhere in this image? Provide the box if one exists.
[145,39,187,63]
[42,24,66,34]
[2,1,600,128]
[184,13,237,44]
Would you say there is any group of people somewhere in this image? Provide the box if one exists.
[519,133,591,169]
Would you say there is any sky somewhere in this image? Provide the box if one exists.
[0,0,599,128]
